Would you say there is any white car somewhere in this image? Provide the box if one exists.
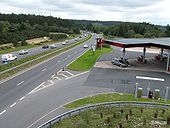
[62,42,66,45]
[83,44,88,48]
[1,54,17,63]
[50,44,57,49]
[19,50,28,55]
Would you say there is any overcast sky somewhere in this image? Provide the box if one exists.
[0,0,170,25]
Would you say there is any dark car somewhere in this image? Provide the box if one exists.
[42,45,49,49]
[111,57,129,67]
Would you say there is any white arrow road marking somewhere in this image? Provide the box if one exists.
[17,81,24,86]
[136,76,164,81]
[28,82,45,94]
[10,102,16,108]
[0,110,6,116]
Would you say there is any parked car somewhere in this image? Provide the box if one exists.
[50,44,57,49]
[83,44,88,48]
[42,45,49,49]
[1,54,17,63]
[19,50,28,55]
[111,57,129,67]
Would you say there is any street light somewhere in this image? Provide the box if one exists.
[135,82,139,98]
[165,86,169,103]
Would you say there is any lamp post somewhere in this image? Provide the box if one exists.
[165,86,169,103]
[135,83,139,98]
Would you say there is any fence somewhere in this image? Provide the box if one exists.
[38,101,170,128]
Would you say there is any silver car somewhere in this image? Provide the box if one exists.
[111,57,129,67]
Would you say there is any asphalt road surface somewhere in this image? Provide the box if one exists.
[0,34,87,65]
[0,34,95,114]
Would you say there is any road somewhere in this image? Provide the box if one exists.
[0,34,87,65]
[0,70,114,128]
[0,34,94,113]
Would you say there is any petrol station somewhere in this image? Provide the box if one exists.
[96,38,170,72]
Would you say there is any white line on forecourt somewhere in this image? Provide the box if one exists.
[0,110,6,116]
[10,102,17,108]
[136,76,164,82]
[17,81,24,86]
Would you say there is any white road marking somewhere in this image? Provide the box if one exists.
[51,74,61,80]
[60,73,68,78]
[10,102,16,108]
[0,110,6,116]
[57,69,63,74]
[65,71,89,80]
[136,76,164,81]
[17,81,24,86]
[64,71,74,76]
[28,82,45,94]
[20,96,25,101]
[42,68,47,72]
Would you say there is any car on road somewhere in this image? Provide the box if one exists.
[42,45,49,49]
[50,44,57,49]
[1,54,17,63]
[19,50,28,55]
[111,57,129,67]
[62,42,66,45]
[83,44,88,48]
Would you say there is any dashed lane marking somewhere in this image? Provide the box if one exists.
[10,102,16,108]
[0,110,6,116]
[20,96,25,101]
[17,81,24,86]
[42,68,47,72]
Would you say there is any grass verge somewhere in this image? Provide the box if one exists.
[67,47,112,71]
[65,93,170,109]
[53,105,170,128]
[0,34,92,80]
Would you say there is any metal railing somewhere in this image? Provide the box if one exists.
[38,101,170,128]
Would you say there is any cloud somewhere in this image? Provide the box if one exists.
[0,0,169,25]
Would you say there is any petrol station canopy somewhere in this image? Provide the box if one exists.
[104,38,170,49]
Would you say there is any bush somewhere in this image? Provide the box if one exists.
[102,43,110,48]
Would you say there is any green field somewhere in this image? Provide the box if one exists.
[67,47,112,71]
[53,106,170,128]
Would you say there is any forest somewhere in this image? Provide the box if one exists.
[0,13,170,46]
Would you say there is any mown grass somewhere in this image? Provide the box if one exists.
[67,47,112,71]
[0,34,92,80]
[53,105,170,128]
[65,93,170,109]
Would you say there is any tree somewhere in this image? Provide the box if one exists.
[165,24,170,37]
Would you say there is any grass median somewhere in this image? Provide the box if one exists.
[67,47,112,71]
[65,93,170,109]
[0,34,92,80]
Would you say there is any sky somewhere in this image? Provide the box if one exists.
[0,0,170,25]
